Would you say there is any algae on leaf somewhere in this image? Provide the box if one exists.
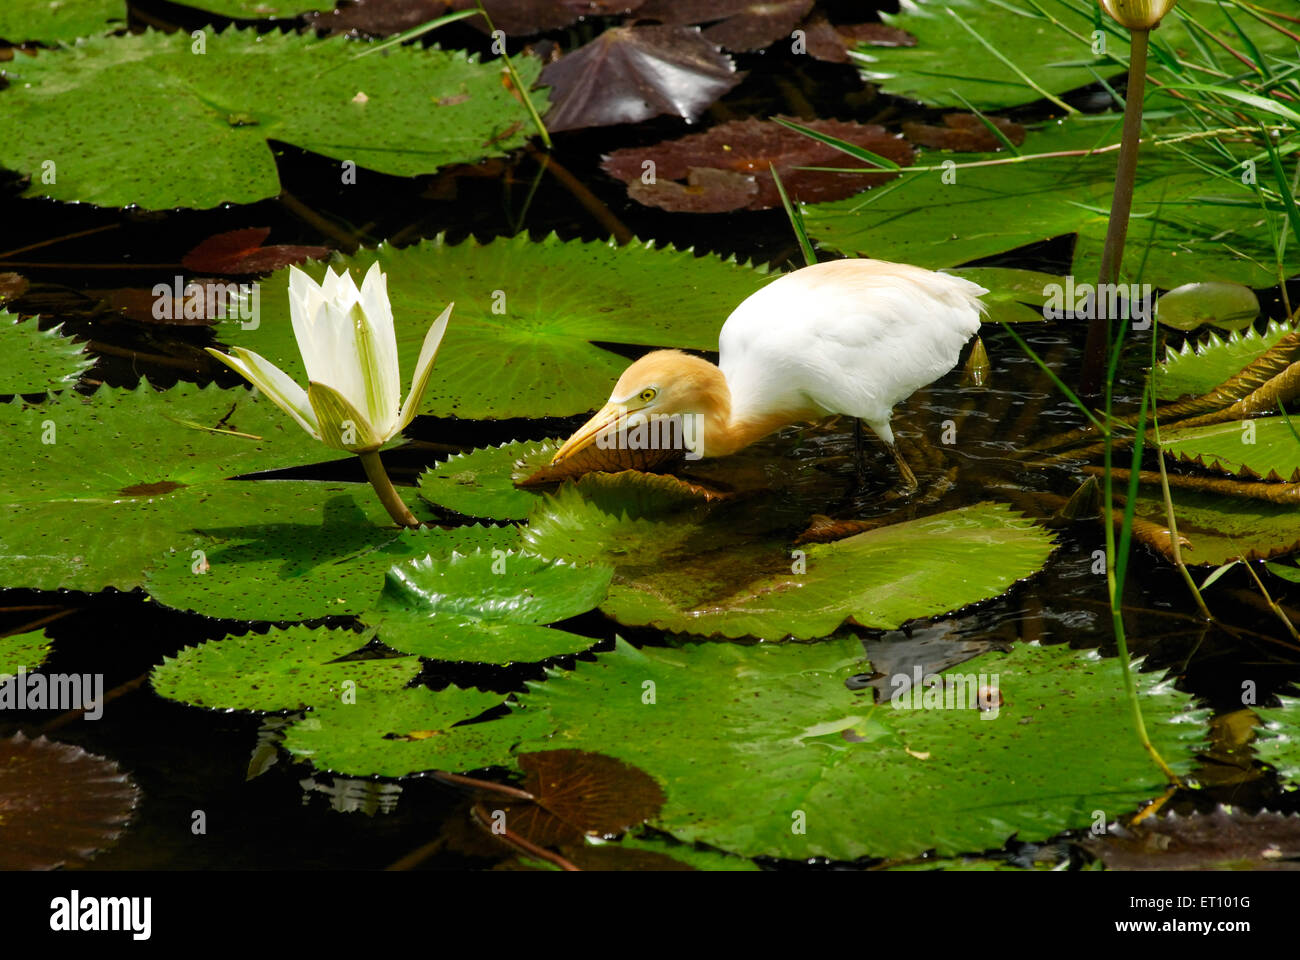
[0,28,545,209]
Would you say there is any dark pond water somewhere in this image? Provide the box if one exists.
[2,0,1298,871]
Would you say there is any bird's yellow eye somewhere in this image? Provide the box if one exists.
[639,388,657,403]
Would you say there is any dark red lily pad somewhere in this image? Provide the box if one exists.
[496,749,666,847]
[637,0,814,53]
[0,733,141,870]
[181,228,331,275]
[539,26,744,132]
[0,271,28,303]
[308,0,589,37]
[902,113,1026,153]
[602,116,915,211]
[801,16,917,63]
[1084,808,1300,871]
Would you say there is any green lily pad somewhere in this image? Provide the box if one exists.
[1155,321,1297,401]
[0,28,543,209]
[282,685,551,777]
[861,0,1295,110]
[0,312,93,394]
[144,508,517,622]
[516,638,1205,861]
[0,383,349,593]
[151,625,420,712]
[0,1,125,44]
[521,475,1056,639]
[362,550,611,664]
[804,120,1298,288]
[419,439,558,521]
[1129,487,1300,564]
[946,267,1062,323]
[1266,560,1300,583]
[1161,416,1300,482]
[0,628,52,676]
[221,234,770,419]
[1255,696,1300,789]
[1156,282,1259,332]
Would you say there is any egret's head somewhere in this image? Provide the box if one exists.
[550,350,727,464]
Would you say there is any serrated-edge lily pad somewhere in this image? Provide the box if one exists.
[516,638,1206,861]
[0,28,543,209]
[282,685,552,777]
[151,625,420,712]
[222,233,771,419]
[522,477,1056,639]
[1255,695,1300,789]
[0,312,94,394]
[362,549,612,664]
[0,1,125,44]
[0,627,52,677]
[1156,321,1297,401]
[419,439,558,520]
[1161,416,1300,482]
[1127,486,1300,565]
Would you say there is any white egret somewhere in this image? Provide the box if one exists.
[551,258,987,492]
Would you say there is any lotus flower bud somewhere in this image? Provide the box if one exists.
[1100,0,1178,30]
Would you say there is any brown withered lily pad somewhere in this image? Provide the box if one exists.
[0,733,141,870]
[603,116,914,212]
[182,228,332,275]
[540,26,743,132]
[1084,808,1300,870]
[902,113,1026,153]
[801,16,917,64]
[0,272,29,304]
[637,0,814,53]
[496,749,666,847]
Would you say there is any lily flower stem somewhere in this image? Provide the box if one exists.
[1082,27,1150,398]
[357,450,420,528]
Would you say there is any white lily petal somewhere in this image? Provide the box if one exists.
[307,380,383,451]
[288,267,329,384]
[397,302,453,432]
[206,346,320,440]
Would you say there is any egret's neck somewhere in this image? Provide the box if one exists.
[692,366,803,458]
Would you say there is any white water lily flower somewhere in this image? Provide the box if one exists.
[207,262,452,452]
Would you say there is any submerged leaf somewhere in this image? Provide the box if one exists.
[0,734,140,870]
[1085,808,1300,870]
[182,228,331,275]
[539,26,743,132]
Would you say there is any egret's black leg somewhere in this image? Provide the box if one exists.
[854,418,868,489]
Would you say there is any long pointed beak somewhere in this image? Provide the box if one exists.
[551,402,627,464]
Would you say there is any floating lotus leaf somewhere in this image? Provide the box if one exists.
[1256,695,1300,789]
[1266,560,1300,584]
[0,312,93,394]
[361,550,611,663]
[183,0,335,18]
[515,638,1205,860]
[0,28,543,209]
[539,25,743,132]
[283,685,551,776]
[0,734,140,870]
[1155,322,1297,401]
[222,234,770,419]
[602,117,914,212]
[1161,416,1300,482]
[151,625,421,712]
[0,1,124,43]
[638,0,814,52]
[419,439,563,521]
[1126,487,1300,564]
[804,121,1299,288]
[0,627,51,676]
[859,0,1295,110]
[1156,282,1259,333]
[521,474,1056,639]
[946,267,1061,324]
[0,383,350,593]
[145,505,516,621]
[1084,807,1300,870]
